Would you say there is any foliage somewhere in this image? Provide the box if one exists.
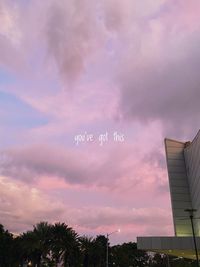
[0,224,15,267]
[110,242,149,267]
[0,222,197,267]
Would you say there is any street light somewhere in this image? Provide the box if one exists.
[106,229,120,267]
[184,209,199,267]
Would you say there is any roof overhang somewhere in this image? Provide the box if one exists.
[137,236,200,259]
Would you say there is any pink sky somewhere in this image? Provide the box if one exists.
[0,0,200,244]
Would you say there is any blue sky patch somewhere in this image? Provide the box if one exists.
[0,91,49,129]
[0,68,17,85]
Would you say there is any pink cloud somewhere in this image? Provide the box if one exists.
[0,132,166,191]
[62,206,174,244]
[37,176,69,190]
[0,175,65,233]
[0,126,173,242]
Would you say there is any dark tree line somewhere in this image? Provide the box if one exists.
[0,222,197,267]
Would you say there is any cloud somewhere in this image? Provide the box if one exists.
[143,149,166,170]
[0,144,127,186]
[66,206,174,243]
[1,0,189,243]
[0,0,103,82]
[0,139,169,204]
[0,0,25,70]
[19,82,119,131]
[44,0,105,83]
[0,175,173,241]
[0,175,65,233]
[75,206,172,229]
[0,1,21,45]
[102,0,165,33]
[113,0,200,136]
[0,144,90,184]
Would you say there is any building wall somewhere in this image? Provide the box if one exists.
[184,130,200,236]
[165,138,192,236]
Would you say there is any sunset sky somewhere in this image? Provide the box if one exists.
[1,0,200,244]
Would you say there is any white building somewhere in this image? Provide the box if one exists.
[137,131,200,259]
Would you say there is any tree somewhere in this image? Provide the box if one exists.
[91,235,107,267]
[110,242,149,267]
[149,253,196,267]
[0,224,15,267]
[33,221,52,266]
[79,236,95,267]
[50,222,80,267]
[150,253,166,267]
[19,222,52,267]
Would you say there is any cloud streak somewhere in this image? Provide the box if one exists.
[0,142,167,192]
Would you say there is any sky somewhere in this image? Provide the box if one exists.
[0,0,200,244]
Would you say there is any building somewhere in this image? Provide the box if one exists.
[137,130,200,259]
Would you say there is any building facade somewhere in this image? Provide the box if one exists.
[137,131,200,259]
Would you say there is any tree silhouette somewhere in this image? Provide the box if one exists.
[50,222,80,267]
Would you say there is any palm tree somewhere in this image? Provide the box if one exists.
[19,222,52,267]
[33,221,52,265]
[79,236,95,267]
[92,235,107,267]
[50,222,80,267]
